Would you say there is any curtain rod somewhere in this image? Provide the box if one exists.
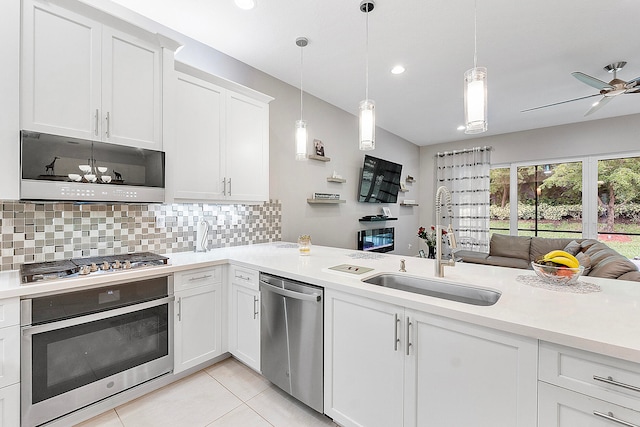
[436,146,492,157]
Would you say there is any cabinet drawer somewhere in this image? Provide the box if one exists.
[539,381,640,427]
[540,342,640,410]
[230,265,258,290]
[174,266,221,291]
[0,298,19,329]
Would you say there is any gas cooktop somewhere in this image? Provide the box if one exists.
[20,252,169,284]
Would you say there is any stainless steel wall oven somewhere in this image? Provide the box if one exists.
[20,275,174,427]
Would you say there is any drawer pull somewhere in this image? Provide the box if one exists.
[237,274,251,281]
[593,411,639,427]
[594,375,640,393]
[189,274,213,281]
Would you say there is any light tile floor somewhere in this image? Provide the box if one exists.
[75,357,338,427]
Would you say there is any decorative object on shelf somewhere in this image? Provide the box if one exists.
[327,173,346,183]
[418,225,446,259]
[399,181,408,191]
[313,192,340,200]
[405,175,415,183]
[358,0,376,151]
[295,37,309,161]
[45,156,60,175]
[313,139,325,157]
[298,234,311,256]
[308,154,330,162]
[359,215,397,222]
[382,207,391,217]
[113,170,123,181]
[464,0,488,134]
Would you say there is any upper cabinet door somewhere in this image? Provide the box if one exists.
[225,91,269,202]
[173,72,225,200]
[21,0,102,139]
[101,27,161,149]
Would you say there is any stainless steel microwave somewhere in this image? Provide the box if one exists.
[20,131,165,203]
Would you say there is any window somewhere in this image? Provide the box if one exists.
[489,167,509,237]
[597,156,640,258]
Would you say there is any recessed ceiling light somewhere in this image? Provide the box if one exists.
[234,0,256,10]
[592,101,600,107]
[457,125,466,131]
[391,65,405,75]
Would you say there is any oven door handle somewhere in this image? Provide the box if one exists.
[21,296,175,335]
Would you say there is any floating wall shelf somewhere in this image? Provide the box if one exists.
[399,188,409,193]
[307,199,345,204]
[400,202,419,207]
[308,155,330,162]
[359,217,398,222]
[327,177,346,183]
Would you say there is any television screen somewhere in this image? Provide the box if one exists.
[357,227,395,253]
[358,155,402,203]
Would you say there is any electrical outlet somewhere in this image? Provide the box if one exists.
[155,214,166,228]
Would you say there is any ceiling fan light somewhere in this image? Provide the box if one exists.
[464,67,487,134]
[359,99,375,151]
[295,120,308,160]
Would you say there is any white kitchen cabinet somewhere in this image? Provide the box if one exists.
[173,267,223,373]
[22,0,162,150]
[325,290,538,427]
[228,266,261,371]
[170,62,272,203]
[174,72,225,200]
[538,342,640,427]
[0,298,19,427]
[539,381,640,427]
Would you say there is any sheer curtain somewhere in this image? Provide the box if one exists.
[435,146,491,252]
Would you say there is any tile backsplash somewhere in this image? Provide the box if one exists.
[0,200,281,271]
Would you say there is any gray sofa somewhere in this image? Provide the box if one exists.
[456,234,640,282]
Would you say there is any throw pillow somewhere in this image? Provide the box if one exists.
[576,252,592,275]
[563,240,582,256]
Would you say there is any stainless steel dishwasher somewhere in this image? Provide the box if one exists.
[259,272,324,413]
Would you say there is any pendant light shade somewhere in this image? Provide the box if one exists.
[359,99,375,150]
[359,0,375,151]
[464,0,487,134]
[464,67,487,134]
[295,119,307,160]
[295,37,308,160]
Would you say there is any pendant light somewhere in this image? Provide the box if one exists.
[359,0,375,150]
[464,0,487,134]
[295,37,308,161]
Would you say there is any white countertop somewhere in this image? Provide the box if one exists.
[3,243,639,363]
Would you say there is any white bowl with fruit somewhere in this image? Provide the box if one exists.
[531,250,584,285]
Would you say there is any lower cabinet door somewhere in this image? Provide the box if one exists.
[174,284,222,373]
[539,381,640,427]
[405,310,538,427]
[0,383,20,427]
[324,290,405,427]
[229,282,260,371]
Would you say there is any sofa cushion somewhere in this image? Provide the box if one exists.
[455,250,489,263]
[490,234,531,261]
[485,256,531,270]
[618,271,640,282]
[576,252,592,275]
[583,242,639,279]
[530,237,576,262]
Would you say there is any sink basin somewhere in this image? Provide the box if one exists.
[362,274,501,306]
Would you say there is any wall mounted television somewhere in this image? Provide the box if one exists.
[357,155,403,203]
[357,227,395,253]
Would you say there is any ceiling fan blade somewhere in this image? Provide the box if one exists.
[521,94,600,113]
[584,96,612,116]
[572,72,615,90]
[625,76,640,90]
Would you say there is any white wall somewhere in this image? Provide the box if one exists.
[47,1,423,255]
[419,114,640,228]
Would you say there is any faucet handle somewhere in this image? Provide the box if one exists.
[399,259,406,272]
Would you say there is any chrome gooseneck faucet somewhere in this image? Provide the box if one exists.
[435,186,458,277]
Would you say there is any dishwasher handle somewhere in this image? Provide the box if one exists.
[260,280,322,302]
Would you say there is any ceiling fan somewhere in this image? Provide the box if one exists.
[522,61,640,116]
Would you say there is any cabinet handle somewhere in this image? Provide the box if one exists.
[593,375,640,393]
[393,314,400,351]
[253,296,259,319]
[188,274,212,281]
[95,109,99,136]
[237,274,251,282]
[177,297,182,321]
[105,111,110,138]
[223,178,227,196]
[228,178,232,196]
[406,316,412,356]
[593,411,639,427]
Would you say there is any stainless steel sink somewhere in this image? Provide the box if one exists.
[362,274,501,306]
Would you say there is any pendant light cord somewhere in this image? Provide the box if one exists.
[365,8,370,101]
[473,0,478,69]
[300,45,304,121]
